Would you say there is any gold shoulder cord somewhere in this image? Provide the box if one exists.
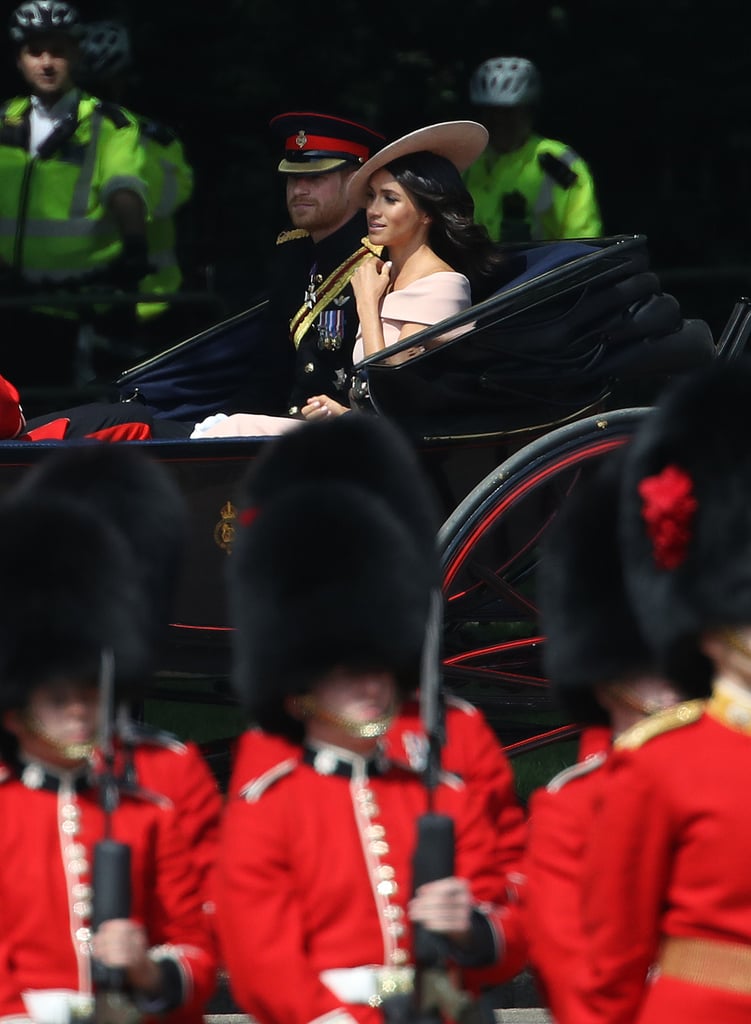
[614,699,706,751]
[290,240,383,350]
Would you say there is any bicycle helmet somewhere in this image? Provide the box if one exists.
[9,0,80,43]
[469,56,542,107]
[78,20,131,78]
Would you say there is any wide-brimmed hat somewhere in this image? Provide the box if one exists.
[347,121,488,206]
[270,111,386,176]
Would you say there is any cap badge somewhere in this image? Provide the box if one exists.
[295,130,308,150]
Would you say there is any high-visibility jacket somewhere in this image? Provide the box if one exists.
[135,116,194,320]
[0,90,148,287]
[464,132,602,243]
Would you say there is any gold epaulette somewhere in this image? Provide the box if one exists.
[614,699,706,751]
[276,228,310,245]
[546,750,608,793]
[238,758,297,802]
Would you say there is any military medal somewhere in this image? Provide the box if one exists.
[305,268,322,310]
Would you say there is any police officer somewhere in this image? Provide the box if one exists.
[77,19,195,347]
[0,1,150,387]
[463,57,602,243]
[226,111,386,418]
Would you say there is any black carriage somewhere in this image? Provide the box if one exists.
[1,233,745,795]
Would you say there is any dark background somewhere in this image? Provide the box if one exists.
[4,0,751,338]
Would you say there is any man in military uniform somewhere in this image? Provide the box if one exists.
[230,111,386,417]
[528,450,707,1024]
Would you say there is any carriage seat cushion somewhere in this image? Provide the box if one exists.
[491,241,601,297]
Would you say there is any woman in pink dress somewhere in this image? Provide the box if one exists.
[193,122,515,436]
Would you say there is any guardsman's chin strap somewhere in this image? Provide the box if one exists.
[293,693,397,739]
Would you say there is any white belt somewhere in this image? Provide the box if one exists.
[320,966,415,1005]
[21,990,94,1024]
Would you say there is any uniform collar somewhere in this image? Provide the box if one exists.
[707,676,751,735]
[303,740,389,780]
[16,755,92,794]
[30,87,80,121]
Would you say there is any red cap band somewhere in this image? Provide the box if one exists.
[285,132,370,161]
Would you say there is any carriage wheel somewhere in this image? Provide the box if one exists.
[438,407,647,784]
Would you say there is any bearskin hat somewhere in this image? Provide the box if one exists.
[237,414,441,570]
[229,417,441,738]
[538,449,655,724]
[16,444,187,658]
[619,358,751,687]
[0,493,149,710]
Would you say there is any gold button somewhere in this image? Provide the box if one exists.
[304,362,315,374]
[377,879,398,896]
[66,843,86,860]
[369,840,389,855]
[67,859,88,875]
[387,923,406,938]
[288,406,299,416]
[61,804,79,820]
[73,901,91,918]
[73,884,92,899]
[355,788,374,802]
[62,820,79,835]
[75,927,92,942]
[367,825,386,839]
[391,949,409,965]
[377,864,395,880]
[384,904,403,919]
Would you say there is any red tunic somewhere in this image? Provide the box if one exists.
[115,728,223,911]
[218,730,527,1024]
[582,698,751,1024]
[524,736,609,1024]
[0,762,217,1024]
[387,696,527,878]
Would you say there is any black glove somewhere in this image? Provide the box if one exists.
[105,236,152,290]
[381,994,441,1024]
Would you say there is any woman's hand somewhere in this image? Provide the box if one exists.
[351,257,392,311]
[408,876,473,945]
[301,395,350,421]
[92,918,162,994]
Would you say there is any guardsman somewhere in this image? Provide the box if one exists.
[579,359,751,1023]
[0,1,150,386]
[14,442,224,934]
[528,449,707,1024]
[0,493,216,1024]
[464,57,602,243]
[229,409,528,938]
[217,415,528,1024]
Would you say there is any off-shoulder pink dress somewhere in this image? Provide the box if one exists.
[192,271,471,438]
[352,271,471,363]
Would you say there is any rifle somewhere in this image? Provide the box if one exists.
[391,591,495,1024]
[90,648,135,1024]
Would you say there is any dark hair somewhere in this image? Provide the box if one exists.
[382,150,515,299]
